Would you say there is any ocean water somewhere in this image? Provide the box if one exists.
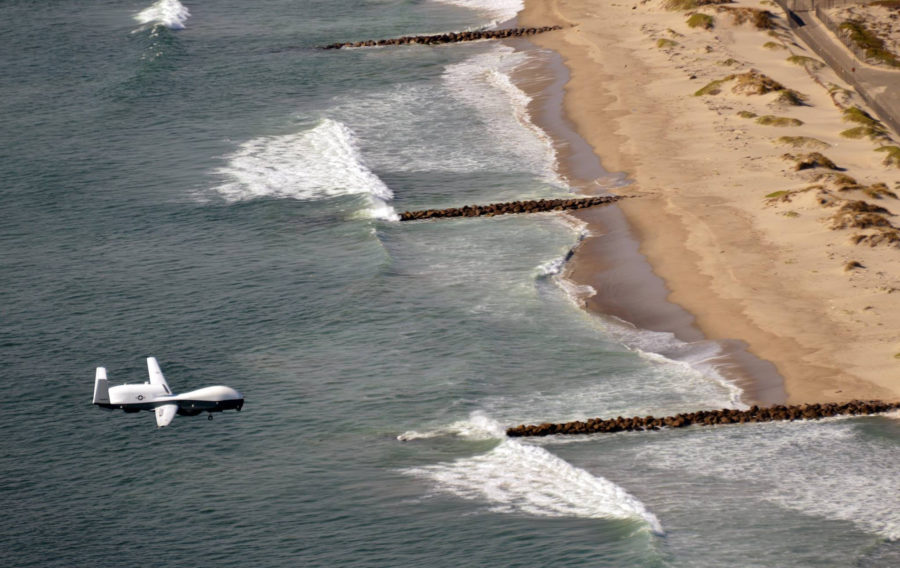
[1,1,899,566]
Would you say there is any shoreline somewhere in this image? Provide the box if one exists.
[513,0,900,404]
[509,41,786,405]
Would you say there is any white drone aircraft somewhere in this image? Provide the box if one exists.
[92,357,244,427]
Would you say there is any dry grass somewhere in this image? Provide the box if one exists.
[732,70,784,95]
[716,6,776,29]
[818,172,863,191]
[695,76,734,96]
[687,13,715,29]
[774,89,808,106]
[756,115,803,127]
[657,38,679,48]
[844,107,882,127]
[782,152,840,171]
[695,71,806,105]
[839,20,900,68]
[876,146,900,168]
[830,200,894,230]
[815,173,898,198]
[863,183,898,199]
[840,108,890,140]
[841,126,889,141]
[787,55,825,71]
[831,211,893,230]
[775,136,830,150]
[840,200,892,215]
[852,229,900,247]
[738,110,758,119]
[764,185,825,204]
[664,0,732,10]
[828,83,853,97]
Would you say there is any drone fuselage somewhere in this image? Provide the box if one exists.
[93,358,243,426]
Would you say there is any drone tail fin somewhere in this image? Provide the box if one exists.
[93,367,110,405]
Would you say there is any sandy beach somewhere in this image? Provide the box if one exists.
[517,0,900,404]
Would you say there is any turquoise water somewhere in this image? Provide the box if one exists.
[2,1,899,566]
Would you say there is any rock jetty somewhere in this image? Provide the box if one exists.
[506,400,900,437]
[322,26,563,49]
[399,195,623,221]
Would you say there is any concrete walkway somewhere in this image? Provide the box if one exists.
[778,3,900,138]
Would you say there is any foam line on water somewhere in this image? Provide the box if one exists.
[430,0,524,27]
[601,317,745,408]
[328,46,563,184]
[639,420,900,540]
[134,0,191,30]
[401,414,663,533]
[542,266,744,409]
[213,119,398,220]
[443,46,562,185]
[434,0,525,28]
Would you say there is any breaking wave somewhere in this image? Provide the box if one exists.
[134,0,191,30]
[431,0,524,27]
[400,413,664,534]
[213,119,398,220]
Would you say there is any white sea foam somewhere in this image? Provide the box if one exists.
[213,119,398,220]
[536,256,566,278]
[556,277,597,308]
[431,0,524,27]
[541,258,744,408]
[639,420,900,540]
[134,0,191,30]
[443,46,561,184]
[330,86,491,173]
[599,317,745,408]
[398,412,507,441]
[402,414,663,533]
[329,45,562,183]
[459,358,740,432]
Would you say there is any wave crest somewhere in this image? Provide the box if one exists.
[400,413,664,534]
[213,119,398,220]
[135,0,191,30]
[431,0,524,27]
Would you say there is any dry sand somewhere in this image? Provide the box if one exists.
[516,0,900,403]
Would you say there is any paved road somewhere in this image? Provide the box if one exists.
[784,7,900,138]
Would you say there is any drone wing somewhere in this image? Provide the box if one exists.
[155,404,178,427]
[147,357,172,393]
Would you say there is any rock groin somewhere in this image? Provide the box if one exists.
[506,400,900,437]
[399,195,623,221]
[322,26,563,49]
